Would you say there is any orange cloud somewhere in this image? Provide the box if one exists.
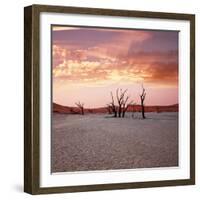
[52,27,178,88]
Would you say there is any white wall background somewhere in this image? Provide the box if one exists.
[0,0,199,199]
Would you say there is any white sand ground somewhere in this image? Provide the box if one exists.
[52,112,178,172]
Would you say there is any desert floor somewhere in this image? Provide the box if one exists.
[52,112,178,173]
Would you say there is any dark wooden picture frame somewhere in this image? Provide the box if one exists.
[24,4,195,195]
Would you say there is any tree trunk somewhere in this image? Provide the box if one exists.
[118,107,121,117]
[140,85,146,119]
[141,100,145,119]
[81,107,84,115]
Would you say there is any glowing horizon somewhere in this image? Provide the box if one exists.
[52,26,178,108]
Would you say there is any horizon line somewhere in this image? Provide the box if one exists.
[53,102,179,109]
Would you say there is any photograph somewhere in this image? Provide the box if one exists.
[51,25,179,173]
[24,5,195,194]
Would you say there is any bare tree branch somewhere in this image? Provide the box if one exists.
[109,88,134,118]
[109,92,117,117]
[122,95,133,118]
[75,101,84,115]
[116,88,128,117]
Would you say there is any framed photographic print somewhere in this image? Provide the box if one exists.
[24,4,195,194]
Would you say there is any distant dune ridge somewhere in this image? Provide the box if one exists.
[53,102,178,114]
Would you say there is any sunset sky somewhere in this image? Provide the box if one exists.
[52,26,178,108]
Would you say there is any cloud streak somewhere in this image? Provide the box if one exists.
[53,46,178,86]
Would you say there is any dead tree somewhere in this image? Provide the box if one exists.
[122,96,133,118]
[140,85,146,119]
[75,101,84,115]
[109,88,133,118]
[109,92,117,117]
[116,88,127,117]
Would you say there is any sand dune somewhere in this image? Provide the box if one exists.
[53,102,178,114]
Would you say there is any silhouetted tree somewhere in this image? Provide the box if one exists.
[108,92,117,117]
[75,101,84,115]
[122,95,133,118]
[116,88,127,117]
[140,85,146,119]
[109,88,133,118]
